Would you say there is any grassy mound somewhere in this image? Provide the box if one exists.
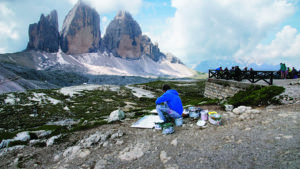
[228,85,285,107]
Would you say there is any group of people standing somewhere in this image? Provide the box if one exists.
[280,63,300,79]
[280,63,299,79]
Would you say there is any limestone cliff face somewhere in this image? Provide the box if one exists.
[141,35,163,62]
[166,53,183,64]
[27,10,59,53]
[60,1,101,54]
[103,11,142,59]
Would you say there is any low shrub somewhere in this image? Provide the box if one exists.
[228,85,285,107]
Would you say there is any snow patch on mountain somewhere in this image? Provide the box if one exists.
[31,50,197,78]
[50,51,196,78]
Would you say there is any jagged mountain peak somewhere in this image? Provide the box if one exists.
[115,10,134,20]
[27,10,59,53]
[60,1,101,54]
[103,10,142,59]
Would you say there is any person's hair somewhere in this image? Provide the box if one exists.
[162,84,171,91]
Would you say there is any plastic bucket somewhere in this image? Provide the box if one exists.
[200,110,208,121]
[175,118,183,126]
[208,111,222,125]
[162,123,174,134]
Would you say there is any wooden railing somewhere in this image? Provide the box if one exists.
[208,69,274,85]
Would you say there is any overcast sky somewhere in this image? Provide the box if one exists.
[0,0,299,69]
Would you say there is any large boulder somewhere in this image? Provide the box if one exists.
[103,11,142,59]
[60,1,101,54]
[27,10,59,53]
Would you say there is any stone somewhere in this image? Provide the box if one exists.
[108,110,125,122]
[79,132,102,148]
[62,145,90,160]
[111,130,123,139]
[233,106,252,115]
[160,151,171,164]
[60,1,101,54]
[46,135,61,146]
[27,10,59,53]
[225,104,234,112]
[102,141,109,147]
[171,138,178,146]
[0,139,13,149]
[14,132,30,141]
[119,143,145,161]
[103,10,142,59]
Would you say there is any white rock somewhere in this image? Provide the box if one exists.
[160,151,171,164]
[0,139,13,148]
[62,146,90,160]
[63,146,80,158]
[14,132,30,141]
[47,135,61,146]
[108,110,125,123]
[102,141,109,147]
[171,138,178,147]
[225,105,234,112]
[79,132,102,148]
[111,130,123,139]
[233,106,252,115]
[119,143,145,161]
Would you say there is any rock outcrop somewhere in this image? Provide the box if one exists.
[141,35,162,62]
[165,53,183,64]
[60,1,101,54]
[103,11,142,59]
[27,10,59,53]
[25,4,185,66]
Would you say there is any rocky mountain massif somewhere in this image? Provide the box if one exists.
[0,1,201,94]
[26,1,174,62]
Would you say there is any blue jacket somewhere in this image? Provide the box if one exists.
[155,89,183,115]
